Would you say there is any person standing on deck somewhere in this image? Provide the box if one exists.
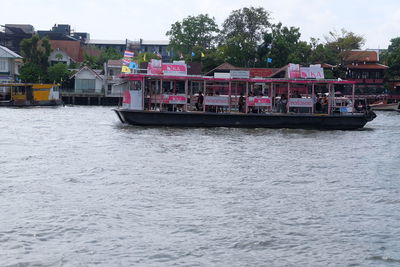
[238,93,245,113]
[195,92,204,111]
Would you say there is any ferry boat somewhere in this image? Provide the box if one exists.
[114,64,376,130]
[0,83,62,107]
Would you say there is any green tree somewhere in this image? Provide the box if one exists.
[46,63,70,85]
[20,62,45,83]
[259,23,310,67]
[82,53,101,69]
[220,7,271,67]
[200,48,225,73]
[20,34,52,72]
[83,46,122,69]
[324,28,365,65]
[135,52,161,65]
[19,34,52,82]
[166,14,219,58]
[308,38,336,65]
[288,41,312,65]
[55,53,63,62]
[102,47,122,61]
[219,35,257,67]
[323,29,365,79]
[383,37,400,79]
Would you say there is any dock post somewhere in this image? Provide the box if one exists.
[245,82,249,114]
[312,83,315,114]
[228,81,232,113]
[352,84,355,113]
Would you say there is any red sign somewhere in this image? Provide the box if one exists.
[162,94,187,104]
[249,68,274,78]
[247,97,272,107]
[162,64,187,76]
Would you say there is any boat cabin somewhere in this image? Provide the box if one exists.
[119,73,358,116]
[0,83,61,106]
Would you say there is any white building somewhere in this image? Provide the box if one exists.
[71,66,104,94]
[104,59,128,97]
[0,45,22,83]
[48,48,74,66]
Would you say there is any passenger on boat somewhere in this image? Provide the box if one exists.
[215,92,223,113]
[238,93,245,113]
[195,92,204,111]
[315,97,322,113]
[321,96,328,113]
[279,94,288,113]
[355,100,366,112]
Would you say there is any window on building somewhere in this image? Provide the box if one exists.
[75,79,96,91]
[362,71,368,79]
[0,59,9,72]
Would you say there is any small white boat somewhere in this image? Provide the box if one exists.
[370,101,400,111]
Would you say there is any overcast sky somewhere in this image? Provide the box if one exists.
[1,0,398,49]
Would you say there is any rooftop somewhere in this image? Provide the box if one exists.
[344,50,379,63]
[345,63,389,70]
[0,45,22,58]
[86,39,126,45]
[141,40,169,46]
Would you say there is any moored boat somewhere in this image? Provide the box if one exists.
[0,83,62,107]
[114,62,376,130]
[369,100,400,111]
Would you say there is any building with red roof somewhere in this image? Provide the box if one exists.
[343,50,388,95]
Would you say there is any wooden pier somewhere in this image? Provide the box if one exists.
[61,92,122,106]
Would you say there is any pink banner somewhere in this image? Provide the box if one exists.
[162,94,187,104]
[162,63,187,76]
[288,63,301,78]
[147,60,163,75]
[247,97,272,107]
[300,66,324,79]
[123,90,131,104]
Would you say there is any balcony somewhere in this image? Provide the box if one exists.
[349,79,384,84]
[61,88,104,96]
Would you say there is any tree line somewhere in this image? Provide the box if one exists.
[166,7,366,70]
[166,6,400,80]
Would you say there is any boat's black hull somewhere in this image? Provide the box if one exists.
[0,100,63,107]
[114,109,376,130]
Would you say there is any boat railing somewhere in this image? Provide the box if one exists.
[141,93,363,115]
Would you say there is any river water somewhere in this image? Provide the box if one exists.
[1,106,400,266]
